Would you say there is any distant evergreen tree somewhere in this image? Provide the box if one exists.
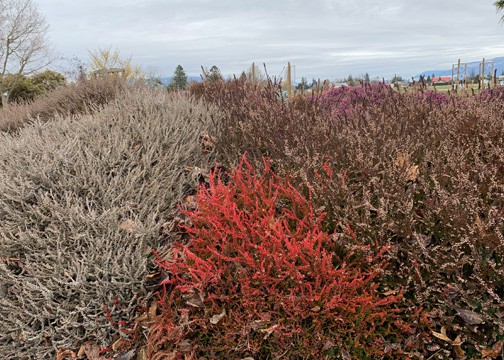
[207,65,223,82]
[346,75,355,86]
[364,73,370,83]
[426,75,432,83]
[169,65,187,90]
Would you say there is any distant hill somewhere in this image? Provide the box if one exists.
[414,56,504,80]
[160,76,202,85]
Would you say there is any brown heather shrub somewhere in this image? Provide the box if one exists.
[0,77,127,134]
[0,88,220,359]
[197,78,504,358]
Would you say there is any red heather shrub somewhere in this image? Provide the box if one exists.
[148,156,404,359]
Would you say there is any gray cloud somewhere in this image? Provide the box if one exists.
[38,0,504,79]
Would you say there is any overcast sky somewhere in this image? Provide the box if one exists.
[38,0,504,80]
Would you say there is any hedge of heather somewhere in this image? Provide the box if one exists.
[0,77,127,134]
[190,78,504,358]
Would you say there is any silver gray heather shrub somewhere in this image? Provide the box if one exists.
[0,88,220,359]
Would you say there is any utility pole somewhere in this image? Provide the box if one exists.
[481,58,486,89]
[456,59,461,92]
[287,62,292,97]
[464,63,467,89]
[491,61,495,88]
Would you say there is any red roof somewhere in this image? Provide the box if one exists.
[432,76,451,83]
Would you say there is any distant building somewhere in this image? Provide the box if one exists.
[432,76,451,85]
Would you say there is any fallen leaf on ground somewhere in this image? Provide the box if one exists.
[452,335,465,359]
[77,342,101,359]
[455,308,484,325]
[112,339,130,351]
[383,288,399,296]
[258,324,279,339]
[481,340,504,359]
[179,339,192,353]
[210,308,226,324]
[432,326,452,343]
[406,165,419,182]
[116,349,136,360]
[341,348,351,360]
[56,349,76,360]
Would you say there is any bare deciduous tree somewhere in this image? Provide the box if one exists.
[0,0,53,106]
[496,0,504,22]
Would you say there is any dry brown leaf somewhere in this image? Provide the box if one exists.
[311,305,321,312]
[455,308,484,325]
[475,215,486,237]
[209,308,226,324]
[199,131,216,149]
[481,340,504,359]
[383,288,399,296]
[183,292,204,308]
[148,300,158,320]
[258,324,279,339]
[394,152,408,168]
[116,350,136,360]
[112,339,130,351]
[77,342,101,360]
[413,233,431,248]
[135,312,149,323]
[452,335,465,359]
[432,327,452,343]
[406,165,419,182]
[56,349,76,360]
[268,216,276,229]
[137,348,148,360]
[184,195,197,208]
[250,319,269,331]
[323,340,335,350]
[341,348,351,360]
[427,344,441,352]
[179,339,192,353]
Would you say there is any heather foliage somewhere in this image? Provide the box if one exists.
[0,88,218,359]
[149,156,404,359]
[316,83,398,115]
[0,77,127,133]
[194,77,504,357]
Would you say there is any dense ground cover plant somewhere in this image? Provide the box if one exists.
[0,88,219,359]
[0,77,127,133]
[195,78,504,358]
[148,156,406,359]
